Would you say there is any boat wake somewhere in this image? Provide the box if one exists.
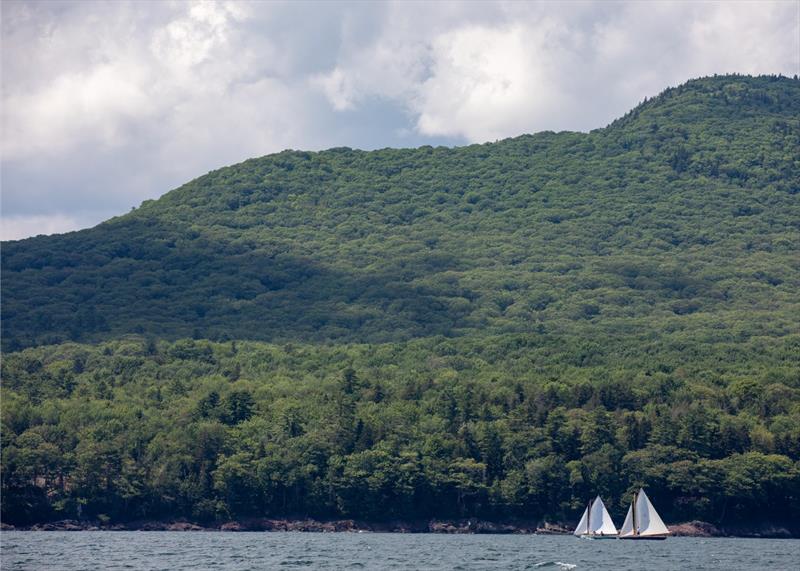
[533,562,577,570]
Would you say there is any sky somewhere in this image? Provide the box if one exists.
[1,0,798,241]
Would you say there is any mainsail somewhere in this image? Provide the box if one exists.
[635,489,669,536]
[588,496,618,535]
[619,488,670,538]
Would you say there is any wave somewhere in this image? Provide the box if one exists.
[533,562,577,570]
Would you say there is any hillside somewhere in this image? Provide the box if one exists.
[3,75,798,350]
[2,75,799,528]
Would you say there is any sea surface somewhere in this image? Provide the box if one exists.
[2,531,798,570]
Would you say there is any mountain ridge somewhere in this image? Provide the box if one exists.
[4,75,798,350]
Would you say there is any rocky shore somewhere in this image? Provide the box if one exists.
[667,520,797,539]
[2,518,550,534]
[2,519,796,537]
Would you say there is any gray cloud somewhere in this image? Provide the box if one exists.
[2,0,798,240]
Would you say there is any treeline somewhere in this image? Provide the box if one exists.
[3,335,798,526]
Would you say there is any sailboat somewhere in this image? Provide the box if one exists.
[573,495,618,539]
[618,488,670,540]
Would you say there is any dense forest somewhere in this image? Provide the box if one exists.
[3,335,799,527]
[2,75,799,527]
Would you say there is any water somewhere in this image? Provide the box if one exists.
[2,532,798,570]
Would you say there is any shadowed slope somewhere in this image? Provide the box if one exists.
[2,75,798,349]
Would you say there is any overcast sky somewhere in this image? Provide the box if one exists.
[2,0,798,240]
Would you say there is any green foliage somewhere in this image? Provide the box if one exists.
[1,75,799,525]
[1,334,798,525]
[3,75,798,350]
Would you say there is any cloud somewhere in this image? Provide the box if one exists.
[1,0,333,233]
[3,61,152,159]
[1,0,798,239]
[0,214,85,241]
[315,1,799,141]
[2,1,264,162]
[150,1,244,71]
[413,22,569,141]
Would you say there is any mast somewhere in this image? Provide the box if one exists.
[632,490,638,536]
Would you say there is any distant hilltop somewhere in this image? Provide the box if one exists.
[3,74,798,350]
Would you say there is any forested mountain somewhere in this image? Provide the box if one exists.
[4,75,798,350]
[2,75,799,528]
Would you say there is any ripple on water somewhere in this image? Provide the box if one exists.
[2,533,800,571]
[533,563,577,570]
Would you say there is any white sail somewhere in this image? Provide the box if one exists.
[635,489,670,536]
[574,506,589,536]
[619,504,634,536]
[588,496,618,535]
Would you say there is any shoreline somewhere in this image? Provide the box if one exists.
[2,519,797,538]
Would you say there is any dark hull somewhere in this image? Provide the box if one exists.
[619,535,668,541]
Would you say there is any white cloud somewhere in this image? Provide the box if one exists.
[150,1,244,72]
[312,67,358,111]
[2,0,261,161]
[1,0,324,235]
[413,22,567,141]
[687,2,799,75]
[3,61,152,158]
[1,0,798,240]
[315,1,799,141]
[0,214,84,241]
[311,33,429,112]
